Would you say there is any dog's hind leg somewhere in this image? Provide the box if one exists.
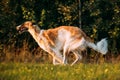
[71,50,82,66]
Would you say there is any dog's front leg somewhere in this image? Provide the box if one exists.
[47,49,63,65]
[53,57,61,65]
[52,50,63,65]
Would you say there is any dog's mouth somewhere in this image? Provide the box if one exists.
[16,26,28,33]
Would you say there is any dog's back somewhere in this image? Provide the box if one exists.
[41,26,88,48]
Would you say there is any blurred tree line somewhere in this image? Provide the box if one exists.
[0,0,120,62]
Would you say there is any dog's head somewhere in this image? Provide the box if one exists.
[16,21,33,33]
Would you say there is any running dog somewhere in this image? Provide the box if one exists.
[16,21,108,65]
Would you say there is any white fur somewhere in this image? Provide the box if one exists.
[97,38,108,54]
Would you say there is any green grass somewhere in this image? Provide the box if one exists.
[0,63,120,80]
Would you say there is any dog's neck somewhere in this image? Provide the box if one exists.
[28,25,43,43]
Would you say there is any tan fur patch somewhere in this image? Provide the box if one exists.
[62,26,92,42]
[42,29,58,46]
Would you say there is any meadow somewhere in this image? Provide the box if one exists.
[0,62,120,80]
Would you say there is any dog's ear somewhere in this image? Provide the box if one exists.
[34,25,40,33]
[25,21,37,27]
[32,22,36,25]
[24,21,32,27]
[31,21,37,25]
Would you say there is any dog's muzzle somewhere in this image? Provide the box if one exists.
[16,25,28,33]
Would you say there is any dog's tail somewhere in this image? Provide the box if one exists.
[86,38,108,55]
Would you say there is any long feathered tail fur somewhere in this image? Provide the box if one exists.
[86,38,108,54]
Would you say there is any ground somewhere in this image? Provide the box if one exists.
[0,62,120,80]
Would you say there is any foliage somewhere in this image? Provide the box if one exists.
[57,1,78,26]
[0,0,120,63]
[82,0,120,53]
[21,6,36,22]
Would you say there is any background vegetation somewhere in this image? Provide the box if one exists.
[0,0,120,63]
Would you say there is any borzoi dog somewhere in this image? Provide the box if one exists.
[16,21,108,65]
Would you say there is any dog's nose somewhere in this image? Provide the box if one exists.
[16,25,21,30]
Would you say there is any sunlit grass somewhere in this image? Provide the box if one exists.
[0,63,120,80]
